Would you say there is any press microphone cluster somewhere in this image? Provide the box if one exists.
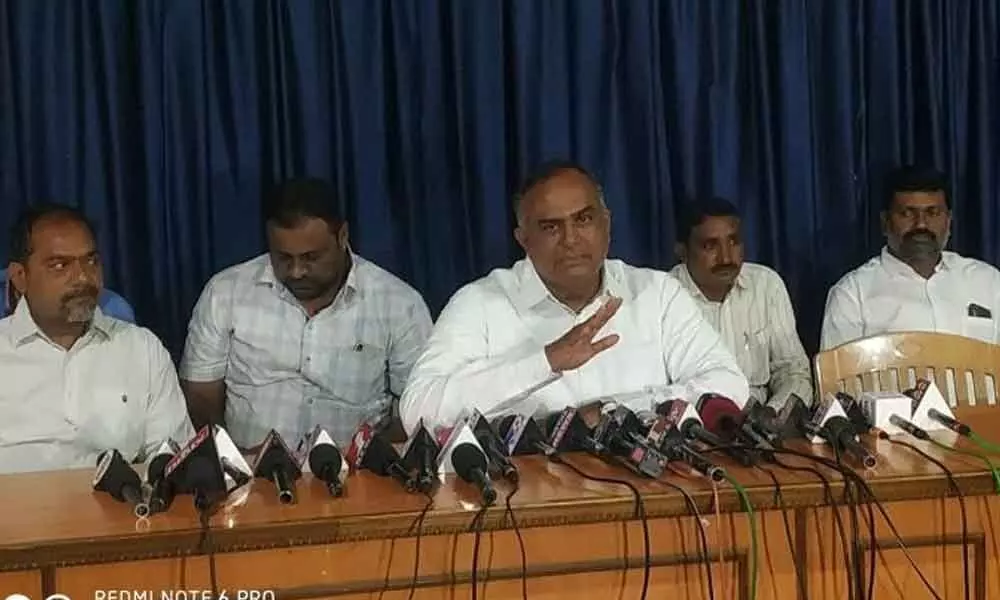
[93,449,150,519]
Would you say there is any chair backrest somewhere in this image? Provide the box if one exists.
[814,331,1000,408]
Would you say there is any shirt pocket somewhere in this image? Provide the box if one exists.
[76,386,145,461]
[744,329,771,387]
[312,343,388,406]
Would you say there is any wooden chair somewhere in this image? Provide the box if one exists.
[814,331,1000,408]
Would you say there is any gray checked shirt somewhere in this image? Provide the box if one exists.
[180,253,432,448]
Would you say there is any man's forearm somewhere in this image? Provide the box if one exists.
[181,380,227,429]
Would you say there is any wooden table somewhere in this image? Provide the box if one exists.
[4,407,1000,599]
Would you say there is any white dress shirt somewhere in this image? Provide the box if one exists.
[180,253,432,448]
[821,247,1000,350]
[670,263,813,406]
[399,258,748,432]
[0,300,194,474]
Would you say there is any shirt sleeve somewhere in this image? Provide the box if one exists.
[141,334,196,459]
[763,274,814,406]
[820,278,863,351]
[179,275,233,382]
[399,284,558,433]
[387,292,434,397]
[657,282,750,408]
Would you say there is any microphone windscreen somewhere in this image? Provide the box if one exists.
[451,443,488,481]
[362,435,401,475]
[308,429,343,474]
[697,395,744,439]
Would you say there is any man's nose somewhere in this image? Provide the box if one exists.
[288,259,309,279]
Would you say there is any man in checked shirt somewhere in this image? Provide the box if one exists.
[180,178,432,450]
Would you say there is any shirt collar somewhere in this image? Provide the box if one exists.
[8,297,113,346]
[674,263,748,302]
[513,258,630,312]
[879,246,955,278]
[254,252,362,301]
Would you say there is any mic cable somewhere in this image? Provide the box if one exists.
[877,431,970,600]
[469,504,491,600]
[648,479,715,600]
[768,447,943,600]
[549,454,650,600]
[405,492,436,600]
[755,465,805,599]
[502,477,529,600]
[197,507,220,600]
[927,438,1000,493]
[721,473,757,600]
[830,441,872,600]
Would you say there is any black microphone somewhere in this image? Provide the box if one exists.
[494,414,553,456]
[836,392,871,433]
[821,416,878,469]
[362,432,416,491]
[590,405,668,478]
[146,440,179,515]
[545,406,601,453]
[888,414,930,441]
[401,420,440,494]
[308,428,345,497]
[163,425,228,513]
[648,400,727,480]
[744,400,783,445]
[471,413,518,483]
[451,442,496,506]
[94,449,150,519]
[252,430,302,504]
[928,408,971,436]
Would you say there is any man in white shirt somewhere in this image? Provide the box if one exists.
[822,166,1000,350]
[670,198,812,407]
[180,178,432,449]
[400,161,748,432]
[0,205,193,474]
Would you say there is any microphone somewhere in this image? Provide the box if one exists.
[695,394,745,439]
[470,412,518,483]
[888,414,930,441]
[94,449,150,519]
[361,432,416,491]
[252,430,302,504]
[648,400,726,480]
[308,427,345,497]
[835,392,871,433]
[590,405,669,478]
[859,391,913,436]
[820,416,877,469]
[773,394,812,440]
[163,425,227,512]
[451,442,497,506]
[146,440,179,515]
[401,419,440,494]
[665,398,751,466]
[545,406,601,453]
[744,400,783,445]
[908,378,959,432]
[494,414,553,456]
[928,408,971,436]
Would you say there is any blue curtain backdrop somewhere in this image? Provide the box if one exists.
[1,0,998,356]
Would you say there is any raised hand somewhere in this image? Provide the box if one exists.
[544,297,622,373]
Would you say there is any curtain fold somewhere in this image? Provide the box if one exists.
[1,0,997,355]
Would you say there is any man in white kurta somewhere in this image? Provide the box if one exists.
[400,162,748,432]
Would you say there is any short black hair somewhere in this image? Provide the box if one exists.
[884,165,950,210]
[262,177,344,229]
[676,198,740,244]
[513,159,604,220]
[8,203,97,264]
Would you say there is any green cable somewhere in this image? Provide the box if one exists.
[968,431,1000,455]
[724,473,758,600]
[927,438,1000,494]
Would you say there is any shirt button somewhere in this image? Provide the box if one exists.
[307,399,314,405]
[306,356,312,362]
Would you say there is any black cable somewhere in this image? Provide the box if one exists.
[755,465,805,599]
[768,447,944,600]
[881,435,970,600]
[770,456,856,600]
[550,454,650,600]
[503,480,529,600]
[405,494,435,600]
[649,478,715,600]
[832,444,863,600]
[197,509,219,599]
[469,504,490,600]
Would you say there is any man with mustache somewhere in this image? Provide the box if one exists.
[400,161,747,432]
[821,166,1000,349]
[0,205,193,473]
[180,178,432,450]
[670,198,812,408]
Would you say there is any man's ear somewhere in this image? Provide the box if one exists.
[338,222,350,249]
[879,210,889,237]
[7,262,26,295]
[514,226,527,253]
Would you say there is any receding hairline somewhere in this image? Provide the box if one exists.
[514,167,606,224]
